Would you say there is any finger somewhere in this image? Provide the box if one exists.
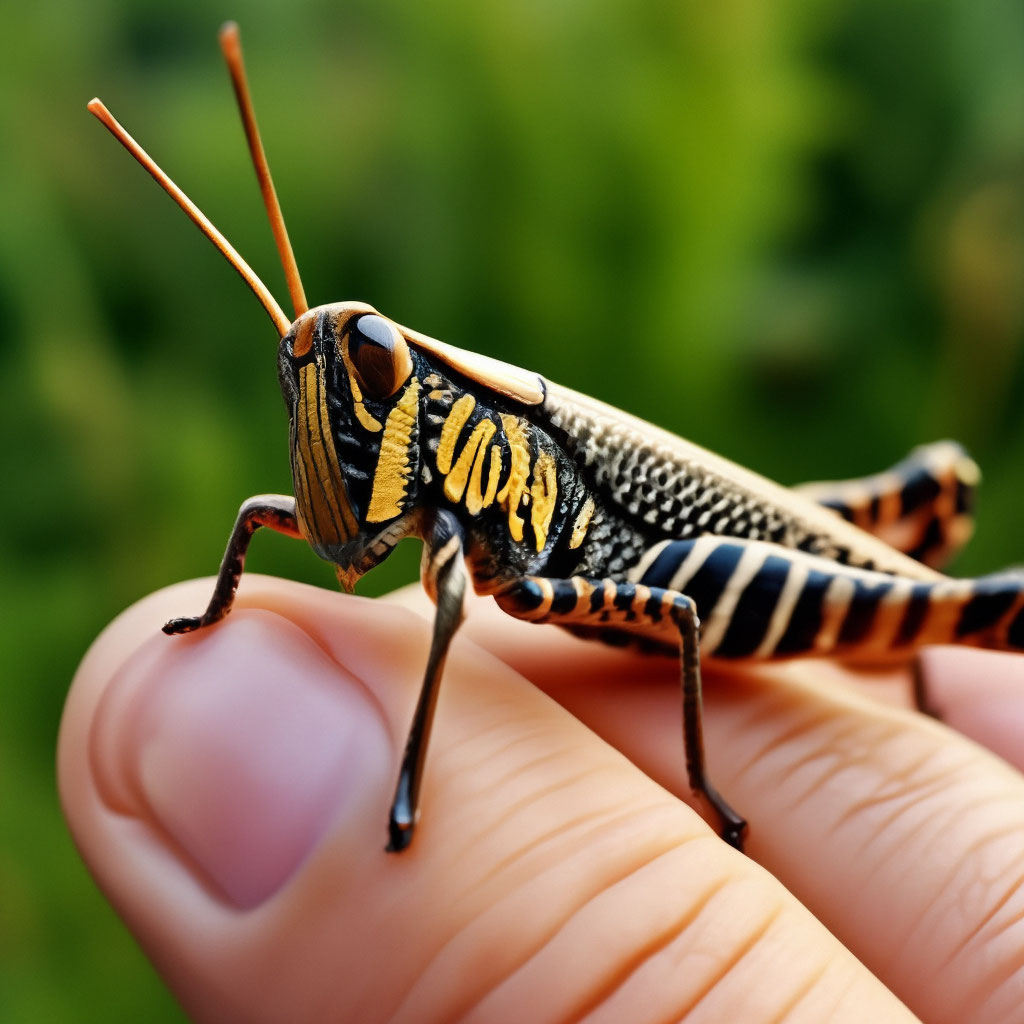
[59,576,916,1024]
[917,646,1024,771]
[397,585,1024,1024]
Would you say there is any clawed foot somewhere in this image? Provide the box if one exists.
[386,814,415,853]
[721,818,748,853]
[162,616,203,636]
[386,775,417,853]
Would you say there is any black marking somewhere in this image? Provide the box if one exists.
[550,580,579,616]
[640,540,696,589]
[908,517,945,563]
[680,543,745,624]
[613,584,638,621]
[868,493,881,524]
[899,466,941,516]
[1007,604,1024,649]
[506,580,545,614]
[714,555,791,659]
[838,578,892,647]
[894,584,931,647]
[589,585,608,614]
[820,498,854,522]
[644,591,665,623]
[955,479,973,515]
[957,580,1017,637]
[598,628,632,647]
[775,568,831,655]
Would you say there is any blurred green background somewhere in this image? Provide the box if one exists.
[3,0,1024,1018]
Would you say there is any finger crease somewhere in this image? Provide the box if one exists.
[562,875,733,1024]
[453,835,709,1023]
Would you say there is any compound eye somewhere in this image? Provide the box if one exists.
[348,314,413,398]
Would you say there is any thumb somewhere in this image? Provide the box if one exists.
[59,576,915,1024]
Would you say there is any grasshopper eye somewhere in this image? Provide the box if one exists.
[348,315,413,399]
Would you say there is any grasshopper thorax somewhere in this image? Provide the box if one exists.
[279,302,422,588]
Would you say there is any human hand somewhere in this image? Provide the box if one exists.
[59,576,1024,1023]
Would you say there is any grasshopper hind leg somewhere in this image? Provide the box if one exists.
[794,441,979,569]
[495,575,747,851]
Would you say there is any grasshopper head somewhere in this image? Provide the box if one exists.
[278,301,422,588]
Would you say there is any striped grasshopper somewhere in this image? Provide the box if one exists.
[91,24,1020,854]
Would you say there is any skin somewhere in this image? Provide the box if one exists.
[58,575,1024,1023]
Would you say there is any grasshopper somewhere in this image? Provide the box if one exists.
[91,24,1021,854]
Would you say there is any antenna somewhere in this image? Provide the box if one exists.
[219,22,309,319]
[88,98,292,338]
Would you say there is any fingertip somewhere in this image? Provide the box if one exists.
[58,578,400,1018]
[918,646,1024,770]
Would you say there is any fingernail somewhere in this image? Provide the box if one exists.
[92,610,392,908]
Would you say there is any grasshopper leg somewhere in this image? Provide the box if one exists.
[671,595,748,849]
[495,576,747,851]
[387,511,467,852]
[794,440,978,569]
[163,494,301,635]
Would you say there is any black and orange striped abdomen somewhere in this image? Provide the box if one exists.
[624,537,1024,661]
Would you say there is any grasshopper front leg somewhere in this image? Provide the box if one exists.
[163,494,301,635]
[387,510,468,852]
[495,576,747,850]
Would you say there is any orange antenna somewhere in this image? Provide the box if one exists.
[88,98,292,338]
[219,22,309,319]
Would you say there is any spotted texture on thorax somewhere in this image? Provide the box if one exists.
[540,381,942,582]
[543,386,811,546]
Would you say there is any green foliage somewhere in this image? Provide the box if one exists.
[3,0,1024,1018]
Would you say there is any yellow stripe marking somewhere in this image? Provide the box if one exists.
[864,578,915,652]
[632,584,652,619]
[536,579,556,617]
[497,414,531,543]
[917,579,976,645]
[445,419,494,504]
[294,362,359,545]
[627,539,671,584]
[529,450,558,551]
[482,446,502,508]
[572,577,593,616]
[366,378,421,523]
[290,423,317,543]
[815,576,855,653]
[700,546,766,654]
[569,496,596,550]
[668,537,717,593]
[316,364,360,537]
[293,316,315,357]
[874,472,903,526]
[753,559,807,659]
[464,420,499,515]
[436,395,476,474]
